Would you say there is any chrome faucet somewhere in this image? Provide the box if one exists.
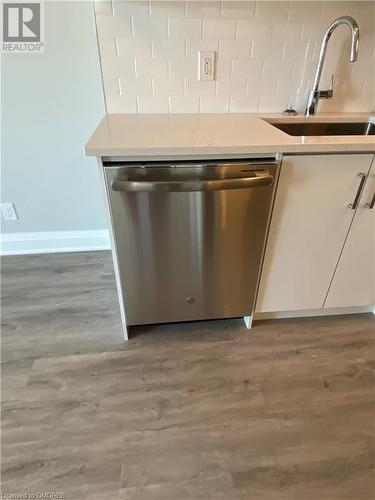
[305,16,359,116]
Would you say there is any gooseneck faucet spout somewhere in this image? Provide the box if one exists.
[305,16,359,116]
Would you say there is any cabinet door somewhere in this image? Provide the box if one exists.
[256,154,374,313]
[324,158,375,308]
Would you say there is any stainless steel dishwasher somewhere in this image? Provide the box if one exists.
[103,157,280,326]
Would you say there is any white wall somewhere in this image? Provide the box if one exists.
[1,1,108,253]
[95,0,375,114]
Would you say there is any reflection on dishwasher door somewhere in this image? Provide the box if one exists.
[104,158,280,326]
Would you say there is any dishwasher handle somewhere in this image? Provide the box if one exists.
[112,170,273,193]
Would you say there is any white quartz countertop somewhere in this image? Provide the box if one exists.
[85,113,375,159]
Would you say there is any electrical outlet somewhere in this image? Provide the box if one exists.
[1,203,18,221]
[198,51,215,81]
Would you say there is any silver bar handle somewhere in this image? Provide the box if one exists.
[348,172,367,209]
[112,171,273,193]
[319,74,334,99]
[365,191,375,209]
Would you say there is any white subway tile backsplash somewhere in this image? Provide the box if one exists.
[113,0,149,18]
[117,37,152,58]
[169,57,196,78]
[320,1,354,22]
[355,26,375,62]
[133,16,168,38]
[106,95,138,113]
[352,1,375,30]
[95,1,374,114]
[153,77,184,96]
[229,95,259,112]
[277,78,298,99]
[186,1,220,19]
[135,57,168,78]
[101,56,135,78]
[219,39,251,59]
[221,1,256,20]
[270,21,302,42]
[168,18,202,39]
[236,19,269,40]
[199,96,230,113]
[186,38,219,57]
[152,38,186,59]
[137,96,169,113]
[169,96,200,113]
[254,1,290,21]
[283,40,314,62]
[102,75,121,97]
[202,19,236,39]
[288,1,323,22]
[251,38,283,60]
[216,78,247,97]
[292,56,315,86]
[246,78,277,97]
[150,1,186,18]
[185,79,216,97]
[360,79,374,100]
[96,13,132,38]
[120,77,152,97]
[94,1,113,16]
[98,37,117,58]
[262,58,294,80]
[231,59,263,79]
[259,94,289,112]
[216,59,232,79]
[300,20,324,42]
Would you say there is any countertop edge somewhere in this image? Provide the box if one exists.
[85,113,375,159]
[85,144,375,158]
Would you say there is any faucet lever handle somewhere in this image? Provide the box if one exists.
[319,75,334,99]
[329,74,334,90]
[328,74,334,96]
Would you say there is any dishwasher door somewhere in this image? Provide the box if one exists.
[104,160,278,326]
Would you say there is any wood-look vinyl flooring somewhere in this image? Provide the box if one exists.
[1,251,374,499]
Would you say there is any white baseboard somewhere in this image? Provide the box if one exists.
[0,230,111,255]
[254,305,374,320]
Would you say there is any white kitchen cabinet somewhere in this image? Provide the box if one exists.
[256,154,374,313]
[324,159,375,308]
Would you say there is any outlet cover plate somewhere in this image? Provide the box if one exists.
[1,203,18,221]
[198,51,215,81]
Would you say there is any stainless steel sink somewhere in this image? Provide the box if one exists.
[269,121,375,136]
